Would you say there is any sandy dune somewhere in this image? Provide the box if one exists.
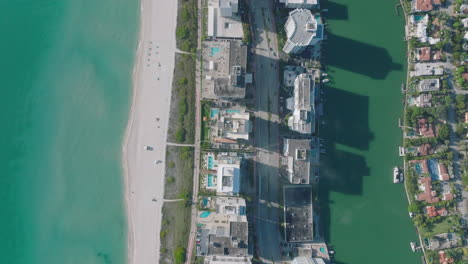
[122,0,178,263]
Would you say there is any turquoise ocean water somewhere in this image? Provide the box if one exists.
[0,0,139,263]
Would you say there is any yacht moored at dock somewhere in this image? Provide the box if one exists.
[393,167,400,183]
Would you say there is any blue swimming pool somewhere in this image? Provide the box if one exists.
[319,247,327,254]
[414,163,422,174]
[210,47,221,56]
[200,211,211,218]
[208,156,214,169]
[428,159,439,180]
[226,109,241,114]
[414,15,424,22]
[210,109,219,118]
[207,173,215,187]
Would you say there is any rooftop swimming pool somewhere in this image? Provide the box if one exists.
[226,109,241,114]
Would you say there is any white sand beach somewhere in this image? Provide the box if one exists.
[122,0,178,263]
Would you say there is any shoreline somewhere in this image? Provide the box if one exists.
[122,9,142,264]
[122,0,179,263]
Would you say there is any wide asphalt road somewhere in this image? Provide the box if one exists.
[249,0,282,262]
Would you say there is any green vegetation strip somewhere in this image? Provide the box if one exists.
[176,0,198,53]
[168,54,196,144]
[159,201,192,264]
[164,146,194,200]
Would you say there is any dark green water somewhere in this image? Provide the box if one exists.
[0,1,139,263]
[320,0,422,263]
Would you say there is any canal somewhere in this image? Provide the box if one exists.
[319,0,423,263]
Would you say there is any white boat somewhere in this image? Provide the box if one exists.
[399,170,404,183]
[322,79,329,83]
[321,72,328,76]
[393,167,400,183]
[410,242,417,252]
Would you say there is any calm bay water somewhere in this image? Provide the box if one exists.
[319,0,423,263]
[0,1,139,263]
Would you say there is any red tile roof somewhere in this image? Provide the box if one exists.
[417,118,435,137]
[417,177,440,203]
[463,73,468,81]
[426,206,447,217]
[443,193,454,201]
[426,206,437,217]
[416,0,434,11]
[417,144,433,156]
[438,163,450,181]
[439,251,455,264]
[433,0,441,5]
[417,47,431,61]
[465,112,468,124]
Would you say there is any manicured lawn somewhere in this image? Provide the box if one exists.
[420,216,456,238]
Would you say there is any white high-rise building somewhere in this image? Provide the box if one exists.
[283,9,323,54]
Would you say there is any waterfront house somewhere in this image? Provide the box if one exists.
[438,251,455,264]
[418,78,440,92]
[413,0,441,12]
[426,206,447,217]
[437,163,450,181]
[417,118,436,137]
[411,63,444,77]
[411,159,429,173]
[417,143,434,156]
[281,0,319,9]
[283,9,324,54]
[427,233,460,250]
[407,15,440,44]
[416,47,431,61]
[416,177,440,203]
[409,93,433,107]
[415,47,442,62]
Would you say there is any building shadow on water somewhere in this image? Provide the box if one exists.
[323,1,349,21]
[323,87,374,150]
[316,86,372,243]
[324,33,402,79]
